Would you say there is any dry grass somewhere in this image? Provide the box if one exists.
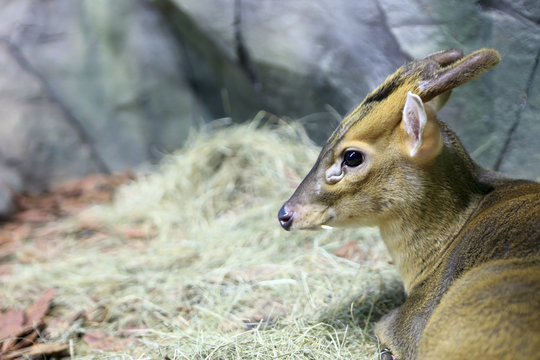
[1,116,404,359]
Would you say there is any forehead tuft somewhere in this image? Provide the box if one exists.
[324,75,420,151]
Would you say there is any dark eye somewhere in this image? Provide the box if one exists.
[343,150,364,167]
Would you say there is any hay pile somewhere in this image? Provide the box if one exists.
[2,118,403,359]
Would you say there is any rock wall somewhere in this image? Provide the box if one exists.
[0,0,539,215]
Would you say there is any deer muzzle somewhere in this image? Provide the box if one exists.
[278,203,294,231]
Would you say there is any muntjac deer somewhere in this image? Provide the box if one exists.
[278,49,540,359]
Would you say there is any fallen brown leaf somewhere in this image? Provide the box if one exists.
[2,342,68,359]
[9,224,33,242]
[115,226,151,239]
[31,223,66,239]
[8,329,38,352]
[0,264,12,276]
[13,209,56,223]
[86,305,109,323]
[25,288,55,327]
[0,289,55,353]
[0,310,24,341]
[234,298,287,331]
[0,232,12,246]
[219,319,240,332]
[224,265,281,282]
[116,325,148,338]
[83,329,133,351]
[1,323,38,354]
[0,240,22,261]
[0,224,31,261]
[334,241,366,263]
[8,172,133,226]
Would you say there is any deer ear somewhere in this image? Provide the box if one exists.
[401,91,442,161]
[402,92,427,157]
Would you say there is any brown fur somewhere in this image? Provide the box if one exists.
[278,49,540,359]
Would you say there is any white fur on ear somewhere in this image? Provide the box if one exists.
[403,91,427,157]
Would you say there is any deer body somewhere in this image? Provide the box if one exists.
[278,49,540,359]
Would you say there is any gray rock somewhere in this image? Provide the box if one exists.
[174,0,408,114]
[0,0,204,190]
[0,183,15,219]
[0,164,20,218]
[0,164,22,192]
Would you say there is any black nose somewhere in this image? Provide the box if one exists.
[278,204,294,231]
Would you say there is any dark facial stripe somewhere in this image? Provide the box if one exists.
[322,65,410,152]
[363,73,404,104]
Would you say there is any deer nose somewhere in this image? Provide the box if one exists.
[278,204,294,231]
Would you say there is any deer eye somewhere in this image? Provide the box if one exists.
[343,150,364,167]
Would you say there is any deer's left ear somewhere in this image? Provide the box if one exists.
[401,91,442,160]
[402,92,427,157]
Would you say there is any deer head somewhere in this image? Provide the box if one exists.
[278,48,500,231]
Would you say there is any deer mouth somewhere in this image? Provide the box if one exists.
[278,203,335,231]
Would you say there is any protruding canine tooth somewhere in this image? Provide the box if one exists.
[321,225,334,230]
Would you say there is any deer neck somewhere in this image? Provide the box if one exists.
[379,132,490,293]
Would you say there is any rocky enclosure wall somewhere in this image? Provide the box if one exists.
[0,0,539,215]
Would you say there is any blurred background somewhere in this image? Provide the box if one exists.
[0,0,539,216]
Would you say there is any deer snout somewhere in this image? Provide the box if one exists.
[278,204,294,231]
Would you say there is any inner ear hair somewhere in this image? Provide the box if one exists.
[403,92,427,157]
